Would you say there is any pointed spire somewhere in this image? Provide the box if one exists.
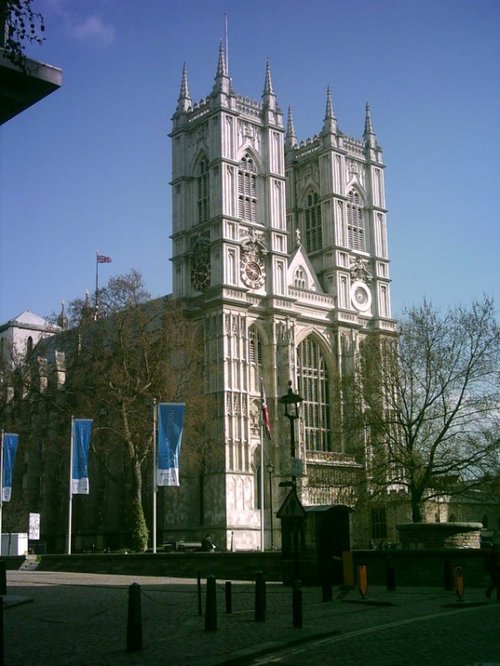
[263,59,274,97]
[363,102,378,154]
[57,300,68,330]
[322,86,337,134]
[176,62,191,114]
[212,41,230,96]
[262,59,277,112]
[285,106,298,149]
[364,102,376,138]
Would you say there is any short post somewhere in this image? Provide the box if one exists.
[197,572,203,616]
[358,564,368,599]
[205,575,217,632]
[225,581,232,614]
[320,566,332,602]
[292,580,303,629]
[255,571,266,622]
[0,561,6,596]
[0,589,4,665]
[386,557,396,591]
[444,557,453,591]
[126,583,143,652]
[454,566,464,601]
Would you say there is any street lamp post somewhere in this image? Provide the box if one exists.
[279,380,303,484]
[279,381,304,580]
[267,460,274,549]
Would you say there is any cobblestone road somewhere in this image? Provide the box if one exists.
[3,570,499,665]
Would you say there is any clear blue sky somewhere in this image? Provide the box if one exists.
[1,0,499,323]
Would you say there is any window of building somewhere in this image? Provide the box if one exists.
[238,154,257,221]
[304,192,322,252]
[347,189,366,251]
[297,336,332,451]
[249,325,263,392]
[197,157,210,224]
[371,508,387,539]
[294,267,307,289]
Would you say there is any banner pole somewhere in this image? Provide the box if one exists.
[260,425,265,552]
[95,252,99,320]
[0,431,4,557]
[152,399,157,554]
[67,416,74,555]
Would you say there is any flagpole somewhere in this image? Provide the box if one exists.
[260,424,265,552]
[94,251,99,320]
[67,416,74,555]
[0,431,4,557]
[152,399,157,554]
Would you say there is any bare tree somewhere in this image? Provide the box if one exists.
[361,297,500,522]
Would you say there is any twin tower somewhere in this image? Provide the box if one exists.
[168,44,396,551]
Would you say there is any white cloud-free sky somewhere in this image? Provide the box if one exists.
[1,0,499,323]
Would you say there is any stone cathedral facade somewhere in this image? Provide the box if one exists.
[168,45,397,551]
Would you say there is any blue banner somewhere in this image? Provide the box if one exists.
[2,433,19,502]
[72,419,93,495]
[157,403,185,486]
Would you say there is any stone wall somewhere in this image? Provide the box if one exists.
[397,522,482,550]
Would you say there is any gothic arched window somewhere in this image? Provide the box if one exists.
[304,192,322,252]
[347,189,366,251]
[238,154,257,221]
[297,337,332,451]
[294,267,307,290]
[197,157,210,224]
[249,325,263,392]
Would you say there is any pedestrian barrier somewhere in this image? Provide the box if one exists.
[205,575,217,631]
[386,557,396,591]
[292,580,303,628]
[255,571,266,622]
[358,564,368,598]
[0,561,6,596]
[197,572,203,615]
[126,583,143,652]
[454,565,464,600]
[225,580,232,613]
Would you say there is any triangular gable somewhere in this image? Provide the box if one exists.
[288,244,323,293]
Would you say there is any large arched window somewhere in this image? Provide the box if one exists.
[304,192,322,252]
[197,157,210,224]
[238,154,257,221]
[347,189,366,251]
[297,337,332,451]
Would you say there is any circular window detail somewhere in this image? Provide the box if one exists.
[350,281,372,311]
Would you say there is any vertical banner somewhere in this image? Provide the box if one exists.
[2,433,19,502]
[157,403,185,486]
[72,419,93,494]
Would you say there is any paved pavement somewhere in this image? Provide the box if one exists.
[3,569,500,665]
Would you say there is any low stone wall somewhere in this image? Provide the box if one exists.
[397,522,482,550]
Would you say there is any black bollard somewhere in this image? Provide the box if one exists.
[205,575,217,631]
[444,557,453,591]
[386,557,396,591]
[126,583,143,652]
[321,573,333,602]
[0,589,3,666]
[292,580,303,629]
[225,581,232,614]
[197,572,203,616]
[255,571,266,622]
[0,561,6,596]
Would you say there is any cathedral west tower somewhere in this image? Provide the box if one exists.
[169,45,397,551]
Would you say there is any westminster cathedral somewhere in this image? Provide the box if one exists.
[168,43,398,552]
